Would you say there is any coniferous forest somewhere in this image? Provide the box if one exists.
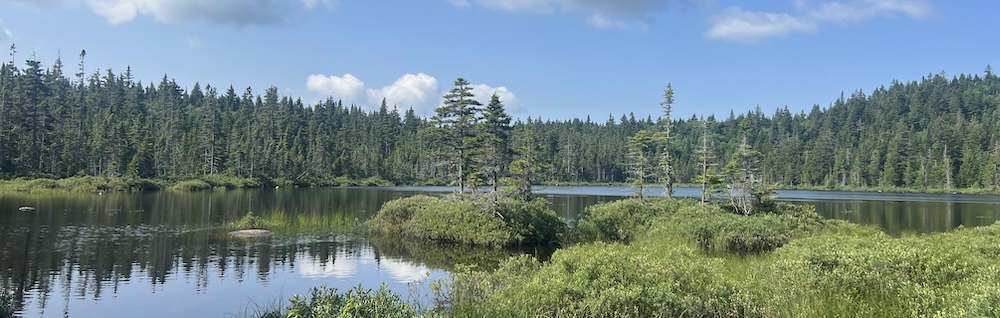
[1,52,999,192]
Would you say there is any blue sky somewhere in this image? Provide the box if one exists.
[0,0,994,121]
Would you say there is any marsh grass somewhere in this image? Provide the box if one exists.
[224,210,363,236]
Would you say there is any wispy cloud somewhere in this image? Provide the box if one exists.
[451,0,681,31]
[706,7,817,43]
[707,0,931,43]
[0,20,11,43]
[0,0,334,26]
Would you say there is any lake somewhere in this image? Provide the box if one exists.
[2,186,999,317]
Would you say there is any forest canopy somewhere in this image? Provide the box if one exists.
[1,52,998,192]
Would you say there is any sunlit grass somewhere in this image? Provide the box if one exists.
[224,210,363,236]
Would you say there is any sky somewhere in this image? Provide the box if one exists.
[0,0,995,121]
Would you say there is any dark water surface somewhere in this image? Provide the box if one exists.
[2,186,998,317]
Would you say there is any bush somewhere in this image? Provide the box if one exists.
[755,222,1000,317]
[258,284,416,318]
[575,198,685,243]
[366,194,566,248]
[445,243,750,317]
[498,197,567,246]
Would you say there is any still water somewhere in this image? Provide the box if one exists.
[2,186,999,317]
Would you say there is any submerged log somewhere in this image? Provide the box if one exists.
[229,229,272,238]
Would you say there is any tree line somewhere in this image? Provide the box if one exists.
[1,50,999,192]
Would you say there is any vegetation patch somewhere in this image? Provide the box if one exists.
[170,179,213,191]
[0,176,163,193]
[366,194,566,248]
[257,284,416,318]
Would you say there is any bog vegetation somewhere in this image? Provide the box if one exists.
[259,197,1000,317]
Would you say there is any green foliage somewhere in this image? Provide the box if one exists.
[367,194,565,248]
[497,197,567,246]
[0,176,163,193]
[444,243,749,318]
[435,198,1000,317]
[751,223,1000,317]
[7,54,1000,194]
[258,284,416,318]
[575,198,684,243]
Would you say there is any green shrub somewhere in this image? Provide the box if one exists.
[367,194,565,248]
[575,198,685,243]
[447,243,749,317]
[259,284,416,318]
[367,195,440,234]
[498,197,567,246]
[757,223,1000,317]
[405,199,511,247]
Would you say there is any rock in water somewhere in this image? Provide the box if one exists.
[19,206,36,212]
[229,229,272,238]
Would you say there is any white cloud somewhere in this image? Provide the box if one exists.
[0,0,332,26]
[476,0,557,13]
[453,0,678,31]
[306,73,366,101]
[806,0,930,23]
[470,84,525,113]
[586,14,649,31]
[447,0,471,9]
[0,0,75,7]
[706,7,817,43]
[707,0,931,43]
[366,73,440,114]
[306,73,525,115]
[0,20,11,43]
[301,0,336,10]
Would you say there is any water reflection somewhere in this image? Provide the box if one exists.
[2,186,999,317]
[0,189,502,317]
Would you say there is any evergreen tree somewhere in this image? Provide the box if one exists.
[422,78,482,193]
[658,83,675,198]
[479,93,513,198]
[626,130,654,201]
